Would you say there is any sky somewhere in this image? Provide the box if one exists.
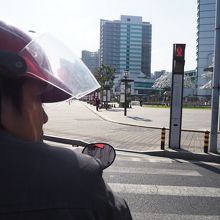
[0,0,197,73]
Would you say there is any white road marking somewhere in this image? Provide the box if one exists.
[132,212,220,220]
[116,155,220,167]
[116,156,173,163]
[108,183,220,197]
[105,167,202,176]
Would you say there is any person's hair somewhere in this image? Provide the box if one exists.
[0,77,26,114]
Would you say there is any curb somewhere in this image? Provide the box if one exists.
[115,148,220,163]
[43,134,220,163]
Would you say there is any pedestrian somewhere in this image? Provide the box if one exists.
[0,20,132,220]
[95,97,100,111]
[140,99,143,107]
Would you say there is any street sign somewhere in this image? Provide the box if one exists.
[121,79,134,83]
[120,76,134,116]
[169,44,186,149]
[120,84,125,93]
[120,94,125,103]
[103,91,111,102]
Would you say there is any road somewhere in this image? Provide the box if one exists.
[104,151,220,220]
[45,141,220,220]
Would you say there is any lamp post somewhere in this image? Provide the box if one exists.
[121,70,133,116]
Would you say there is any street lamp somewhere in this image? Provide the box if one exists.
[121,70,133,116]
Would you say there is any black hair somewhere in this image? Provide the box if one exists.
[0,77,26,114]
[0,51,28,115]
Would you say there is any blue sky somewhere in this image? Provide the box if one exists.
[0,0,197,72]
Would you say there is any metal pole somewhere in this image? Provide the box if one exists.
[106,87,108,109]
[210,0,220,153]
[124,79,127,116]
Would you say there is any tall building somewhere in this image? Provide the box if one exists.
[81,50,99,74]
[196,0,216,97]
[100,15,152,78]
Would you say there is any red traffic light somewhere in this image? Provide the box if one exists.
[173,44,186,74]
[174,44,185,59]
[176,46,183,57]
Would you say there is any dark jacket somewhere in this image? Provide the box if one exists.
[0,131,132,220]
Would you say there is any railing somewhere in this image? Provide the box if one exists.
[43,135,88,147]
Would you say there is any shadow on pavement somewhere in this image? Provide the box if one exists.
[193,162,220,174]
[170,149,220,173]
[105,109,124,112]
[117,148,220,163]
[127,116,152,122]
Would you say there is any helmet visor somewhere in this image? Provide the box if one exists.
[19,33,100,100]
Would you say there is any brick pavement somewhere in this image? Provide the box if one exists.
[44,100,220,156]
[82,101,220,154]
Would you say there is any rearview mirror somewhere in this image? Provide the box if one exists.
[82,143,116,170]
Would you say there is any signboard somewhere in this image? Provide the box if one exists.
[120,83,125,93]
[120,94,125,103]
[103,90,111,102]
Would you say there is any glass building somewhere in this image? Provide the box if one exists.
[100,15,152,96]
[197,0,216,97]
[81,50,99,74]
[100,15,152,78]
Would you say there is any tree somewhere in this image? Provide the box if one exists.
[199,67,213,89]
[152,72,195,89]
[94,65,115,90]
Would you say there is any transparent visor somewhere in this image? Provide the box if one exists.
[18,33,100,99]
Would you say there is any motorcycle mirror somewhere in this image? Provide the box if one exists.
[82,143,116,170]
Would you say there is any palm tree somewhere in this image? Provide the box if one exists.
[94,64,115,106]
[94,64,115,89]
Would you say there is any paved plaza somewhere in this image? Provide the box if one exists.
[85,102,211,131]
[43,100,220,157]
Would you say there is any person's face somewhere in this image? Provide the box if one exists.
[2,78,48,142]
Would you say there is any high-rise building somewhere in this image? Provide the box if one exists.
[81,50,99,74]
[100,15,152,78]
[100,15,152,96]
[196,0,216,97]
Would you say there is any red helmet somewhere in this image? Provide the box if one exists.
[0,20,100,102]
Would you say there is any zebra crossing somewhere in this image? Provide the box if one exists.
[105,166,202,176]
[104,152,220,220]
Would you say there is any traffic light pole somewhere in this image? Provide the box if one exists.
[169,44,185,149]
[210,0,220,153]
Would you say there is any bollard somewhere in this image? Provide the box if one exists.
[204,130,209,153]
[161,127,166,150]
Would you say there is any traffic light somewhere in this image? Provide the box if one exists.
[173,44,185,74]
